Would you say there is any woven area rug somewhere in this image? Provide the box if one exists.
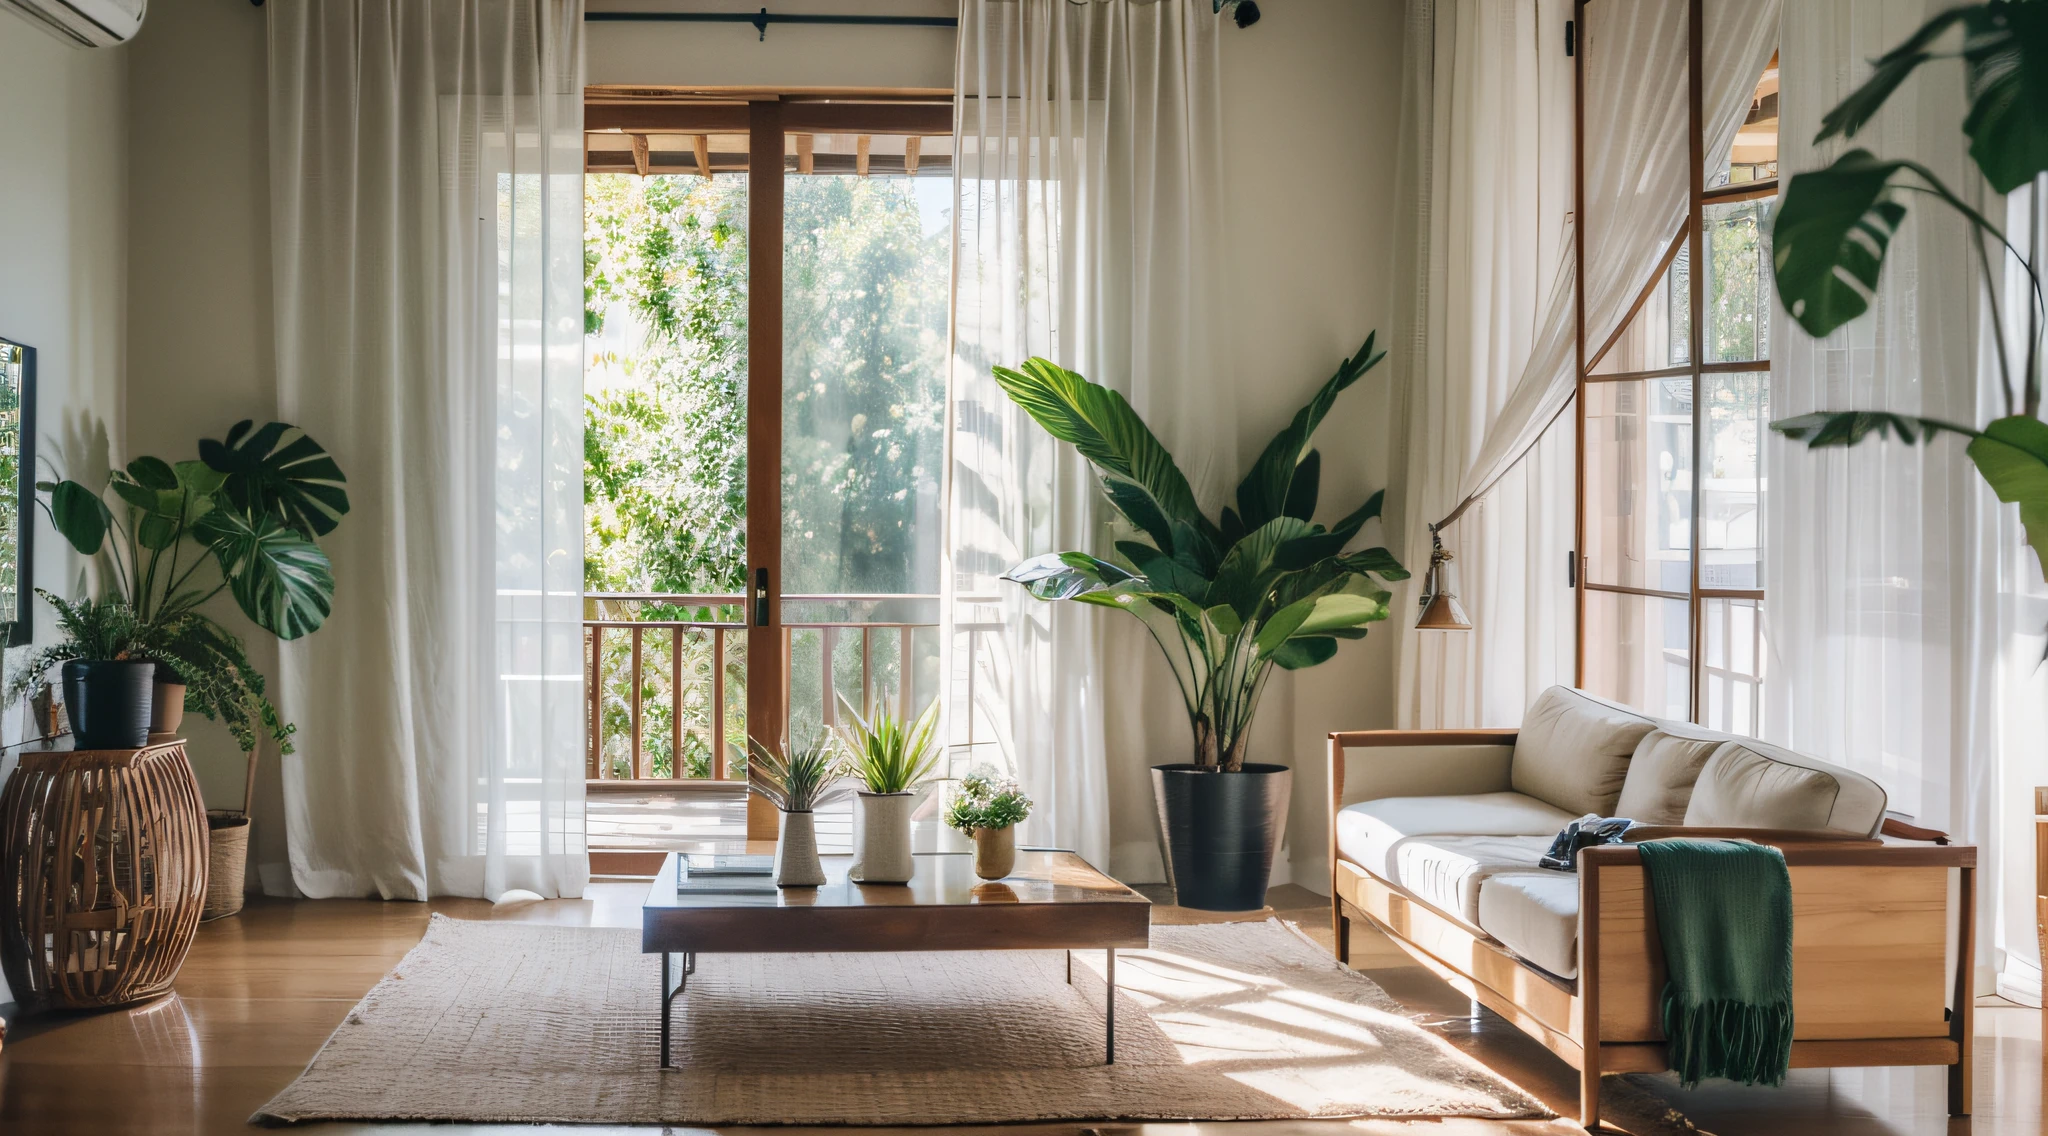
[254,914,1550,1126]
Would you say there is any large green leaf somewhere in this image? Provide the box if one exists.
[1115,540,1210,599]
[200,420,351,538]
[1773,410,1983,448]
[196,507,337,639]
[1812,4,2048,197]
[1270,636,1338,670]
[1292,591,1389,637]
[1206,516,1314,619]
[1773,150,1909,338]
[1232,333,1384,531]
[1960,2,2048,193]
[991,360,1218,558]
[46,479,109,555]
[1966,414,2048,582]
[1001,551,1134,601]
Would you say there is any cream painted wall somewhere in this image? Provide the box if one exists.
[0,14,129,1009]
[121,0,288,894]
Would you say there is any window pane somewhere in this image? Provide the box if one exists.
[782,139,951,737]
[1701,371,1766,588]
[1584,379,1693,592]
[1701,597,1764,736]
[1590,250,1688,375]
[1703,198,1775,363]
[1710,52,1778,187]
[1583,589,1691,721]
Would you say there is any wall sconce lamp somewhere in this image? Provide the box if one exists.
[1416,525,1472,631]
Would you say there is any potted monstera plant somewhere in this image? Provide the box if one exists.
[21,419,348,918]
[994,335,1406,910]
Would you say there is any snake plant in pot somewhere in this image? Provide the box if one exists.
[994,336,1407,909]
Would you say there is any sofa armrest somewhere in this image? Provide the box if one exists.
[1326,730,1519,814]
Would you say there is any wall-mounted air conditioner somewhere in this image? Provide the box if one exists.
[3,0,146,47]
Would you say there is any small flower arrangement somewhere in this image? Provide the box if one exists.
[944,771,1033,835]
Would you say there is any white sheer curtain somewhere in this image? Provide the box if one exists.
[947,0,1231,873]
[1766,0,2045,1006]
[1393,0,1778,728]
[268,0,588,901]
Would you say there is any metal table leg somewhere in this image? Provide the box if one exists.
[659,950,695,1069]
[1105,947,1116,1065]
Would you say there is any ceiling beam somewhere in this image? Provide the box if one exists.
[692,135,712,180]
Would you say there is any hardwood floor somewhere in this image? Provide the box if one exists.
[0,879,2038,1135]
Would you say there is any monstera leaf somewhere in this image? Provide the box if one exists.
[196,506,336,640]
[1814,3,2048,196]
[39,478,111,555]
[1966,415,2048,583]
[200,420,351,538]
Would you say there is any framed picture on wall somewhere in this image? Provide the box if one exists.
[0,337,35,646]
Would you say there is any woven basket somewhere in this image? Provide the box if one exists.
[203,811,251,921]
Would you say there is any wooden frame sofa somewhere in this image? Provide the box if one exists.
[1324,687,1975,1129]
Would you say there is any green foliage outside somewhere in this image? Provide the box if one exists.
[582,172,948,777]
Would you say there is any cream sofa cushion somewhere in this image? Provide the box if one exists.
[1683,739,1889,836]
[1511,687,1658,815]
[1335,792,1579,882]
[1478,873,1581,979]
[1614,726,1723,824]
[1384,835,1554,926]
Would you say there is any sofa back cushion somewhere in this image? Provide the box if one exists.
[1614,725,1724,824]
[1511,687,1658,816]
[1682,738,1889,836]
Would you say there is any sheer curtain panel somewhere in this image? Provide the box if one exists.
[1766,0,2044,1006]
[268,0,588,900]
[947,0,1232,875]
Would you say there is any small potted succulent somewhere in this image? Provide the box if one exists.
[944,771,1033,880]
[832,694,941,884]
[744,733,847,887]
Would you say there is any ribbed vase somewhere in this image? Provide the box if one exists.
[773,809,826,887]
[849,791,915,883]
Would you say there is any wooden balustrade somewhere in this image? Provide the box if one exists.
[583,592,949,783]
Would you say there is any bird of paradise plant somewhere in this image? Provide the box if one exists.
[992,334,1408,772]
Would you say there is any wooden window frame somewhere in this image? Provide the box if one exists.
[1572,0,1772,728]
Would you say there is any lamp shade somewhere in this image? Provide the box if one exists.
[1415,538,1473,631]
[1416,589,1472,630]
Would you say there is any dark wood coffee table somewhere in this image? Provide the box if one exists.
[642,849,1150,1068]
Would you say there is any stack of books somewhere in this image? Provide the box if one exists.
[675,853,777,897]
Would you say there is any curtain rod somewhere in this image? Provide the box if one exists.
[585,10,958,40]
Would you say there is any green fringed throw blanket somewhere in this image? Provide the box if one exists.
[1634,838,1794,1088]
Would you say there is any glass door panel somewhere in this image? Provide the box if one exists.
[1583,379,1693,593]
[583,163,751,786]
[1583,589,1692,721]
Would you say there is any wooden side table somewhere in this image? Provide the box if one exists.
[0,739,208,1012]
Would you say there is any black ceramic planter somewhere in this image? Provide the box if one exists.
[1151,762,1293,911]
[61,659,155,749]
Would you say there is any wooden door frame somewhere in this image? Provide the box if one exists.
[746,98,786,841]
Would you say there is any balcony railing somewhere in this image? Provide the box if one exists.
[584,592,944,782]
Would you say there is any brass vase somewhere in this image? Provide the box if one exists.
[972,824,1016,880]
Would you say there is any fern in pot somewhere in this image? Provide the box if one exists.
[992,337,1407,910]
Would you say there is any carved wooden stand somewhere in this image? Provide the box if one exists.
[0,739,207,1013]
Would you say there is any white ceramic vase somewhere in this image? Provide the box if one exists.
[850,791,915,883]
[774,809,826,887]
